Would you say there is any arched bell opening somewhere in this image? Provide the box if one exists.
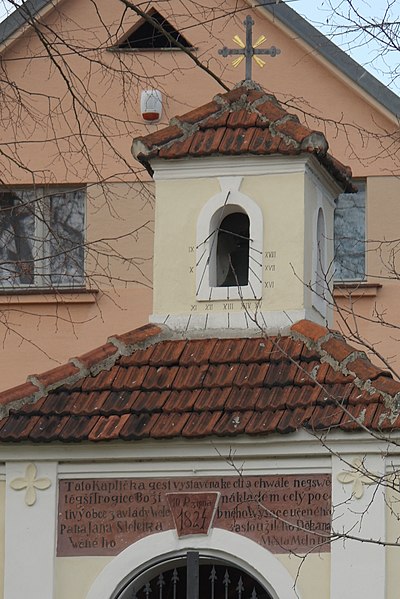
[208,205,250,289]
[216,212,250,287]
[115,551,273,599]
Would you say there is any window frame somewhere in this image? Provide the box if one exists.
[0,186,86,290]
[334,179,366,283]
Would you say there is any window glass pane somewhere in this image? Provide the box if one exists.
[0,191,35,286]
[334,182,365,281]
[49,188,85,286]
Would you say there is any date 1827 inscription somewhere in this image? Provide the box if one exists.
[57,474,331,557]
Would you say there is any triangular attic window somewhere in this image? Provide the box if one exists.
[118,10,192,50]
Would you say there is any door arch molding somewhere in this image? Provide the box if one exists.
[85,529,301,599]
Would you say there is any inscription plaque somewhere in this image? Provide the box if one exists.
[166,492,220,537]
[57,474,331,556]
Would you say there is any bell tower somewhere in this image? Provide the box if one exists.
[132,81,353,333]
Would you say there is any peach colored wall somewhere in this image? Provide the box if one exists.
[0,182,153,391]
[0,0,400,390]
[334,175,400,371]
[0,481,4,599]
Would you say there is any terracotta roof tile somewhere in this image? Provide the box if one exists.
[68,391,110,416]
[277,137,299,155]
[348,387,380,406]
[287,386,319,409]
[339,404,371,431]
[112,366,149,391]
[100,390,139,415]
[291,319,329,343]
[110,323,162,347]
[1,320,399,443]
[320,337,357,364]
[245,409,283,434]
[255,98,287,123]
[0,414,40,441]
[75,343,119,371]
[142,366,179,390]
[149,412,190,439]
[224,387,262,411]
[213,410,253,436]
[33,362,80,390]
[275,118,313,144]
[174,100,221,125]
[0,381,39,407]
[272,337,304,362]
[227,108,258,128]
[248,128,279,155]
[307,404,345,431]
[131,390,169,413]
[201,111,230,129]
[203,364,240,388]
[29,415,70,442]
[293,361,318,386]
[233,362,270,387]
[131,81,353,190]
[264,362,297,387]
[345,357,385,381]
[194,387,231,411]
[88,414,131,441]
[240,337,274,363]
[182,411,223,437]
[135,124,183,151]
[57,415,99,442]
[119,413,160,440]
[163,389,201,413]
[81,367,119,391]
[159,135,193,159]
[277,407,312,434]
[210,338,247,364]
[276,407,307,434]
[172,364,209,390]
[371,375,400,397]
[220,127,257,154]
[179,339,218,366]
[315,383,352,406]
[188,128,226,157]
[119,346,156,367]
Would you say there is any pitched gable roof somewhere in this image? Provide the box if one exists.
[1,0,399,118]
[132,81,353,190]
[1,320,399,443]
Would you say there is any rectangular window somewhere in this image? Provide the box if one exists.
[334,180,365,281]
[0,187,85,289]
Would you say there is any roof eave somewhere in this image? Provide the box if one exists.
[0,0,55,48]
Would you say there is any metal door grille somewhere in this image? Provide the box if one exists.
[117,552,272,599]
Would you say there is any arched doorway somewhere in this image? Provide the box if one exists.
[115,552,273,599]
[85,529,300,599]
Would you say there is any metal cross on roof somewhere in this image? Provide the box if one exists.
[218,15,281,81]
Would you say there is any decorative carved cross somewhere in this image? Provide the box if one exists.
[219,15,281,80]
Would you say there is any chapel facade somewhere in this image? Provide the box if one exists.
[0,79,399,599]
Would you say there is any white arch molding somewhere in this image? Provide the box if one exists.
[196,177,263,301]
[85,529,301,599]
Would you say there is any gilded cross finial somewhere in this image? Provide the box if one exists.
[218,15,281,80]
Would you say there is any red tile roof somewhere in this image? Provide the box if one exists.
[0,320,399,443]
[132,81,353,191]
